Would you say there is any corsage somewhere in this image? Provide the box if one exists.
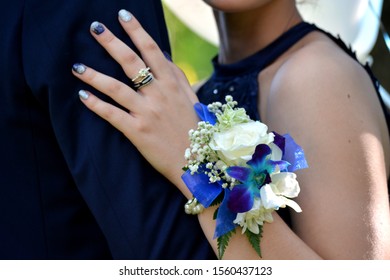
[182,96,308,259]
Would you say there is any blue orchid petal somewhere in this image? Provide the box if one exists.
[273,132,285,152]
[266,159,290,173]
[181,170,222,207]
[247,144,272,167]
[282,134,308,172]
[228,184,255,213]
[214,188,237,239]
[194,103,217,125]
[226,166,251,182]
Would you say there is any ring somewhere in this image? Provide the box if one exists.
[131,67,154,90]
[131,67,151,83]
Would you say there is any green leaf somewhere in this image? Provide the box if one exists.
[213,208,219,220]
[211,192,225,220]
[217,228,236,259]
[210,192,224,207]
[245,225,263,258]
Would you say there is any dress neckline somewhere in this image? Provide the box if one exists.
[211,21,316,79]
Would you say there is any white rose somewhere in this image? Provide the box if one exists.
[209,121,274,165]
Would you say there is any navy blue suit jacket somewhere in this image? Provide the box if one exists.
[0,0,215,259]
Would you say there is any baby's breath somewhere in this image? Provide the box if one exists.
[185,96,252,184]
[185,120,217,175]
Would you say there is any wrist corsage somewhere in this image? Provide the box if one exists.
[182,96,308,259]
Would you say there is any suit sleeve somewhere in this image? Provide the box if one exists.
[21,0,178,259]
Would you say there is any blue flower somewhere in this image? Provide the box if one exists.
[226,144,289,213]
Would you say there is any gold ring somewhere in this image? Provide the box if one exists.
[131,67,154,90]
[132,67,151,83]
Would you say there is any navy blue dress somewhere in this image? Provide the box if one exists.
[197,22,390,226]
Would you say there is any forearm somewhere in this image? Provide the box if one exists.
[199,207,321,259]
[172,179,322,260]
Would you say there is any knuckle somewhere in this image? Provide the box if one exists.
[133,107,161,133]
[101,106,116,121]
[142,40,158,52]
[148,104,164,123]
[122,51,139,66]
[133,119,149,133]
[101,32,116,45]
[106,81,123,96]
[83,69,98,83]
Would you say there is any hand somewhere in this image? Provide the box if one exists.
[72,10,199,196]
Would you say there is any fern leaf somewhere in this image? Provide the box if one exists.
[245,225,263,258]
[217,228,236,259]
[213,208,219,220]
[210,192,224,207]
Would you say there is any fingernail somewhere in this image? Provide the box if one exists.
[72,63,86,74]
[91,21,105,35]
[118,9,132,22]
[78,90,89,100]
[163,51,172,62]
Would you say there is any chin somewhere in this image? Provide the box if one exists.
[202,0,272,13]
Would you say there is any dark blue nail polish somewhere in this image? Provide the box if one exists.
[91,21,105,35]
[72,63,86,74]
[163,51,172,62]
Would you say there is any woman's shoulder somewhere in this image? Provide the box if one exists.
[278,32,370,90]
[264,30,389,147]
[268,32,378,115]
[265,31,389,176]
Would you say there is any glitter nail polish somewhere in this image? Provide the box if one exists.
[90,21,105,35]
[72,63,86,74]
[118,9,132,22]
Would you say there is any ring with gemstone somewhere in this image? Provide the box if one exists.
[131,67,154,90]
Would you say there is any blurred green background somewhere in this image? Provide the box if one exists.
[162,4,217,85]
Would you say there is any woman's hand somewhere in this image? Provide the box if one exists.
[72,10,199,196]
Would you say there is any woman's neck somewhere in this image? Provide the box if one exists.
[214,2,302,64]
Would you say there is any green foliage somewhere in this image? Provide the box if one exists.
[211,192,224,219]
[245,225,263,258]
[213,208,219,221]
[217,228,236,259]
[210,192,224,208]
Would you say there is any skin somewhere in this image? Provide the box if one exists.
[72,1,390,259]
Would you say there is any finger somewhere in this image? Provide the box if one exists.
[72,63,143,112]
[89,21,146,80]
[78,90,135,134]
[170,63,199,104]
[117,9,171,80]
